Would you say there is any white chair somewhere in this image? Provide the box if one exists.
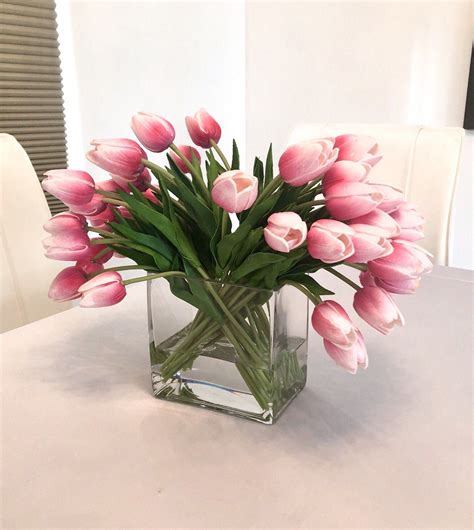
[0,133,71,333]
[289,124,465,265]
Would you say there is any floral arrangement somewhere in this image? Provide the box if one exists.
[42,108,432,382]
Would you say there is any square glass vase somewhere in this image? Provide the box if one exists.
[147,278,309,424]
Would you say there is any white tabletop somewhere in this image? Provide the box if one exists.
[1,266,473,529]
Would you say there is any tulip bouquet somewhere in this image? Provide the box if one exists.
[42,108,431,421]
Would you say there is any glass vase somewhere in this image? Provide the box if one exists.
[147,277,308,424]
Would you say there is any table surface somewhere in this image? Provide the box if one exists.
[1,266,473,529]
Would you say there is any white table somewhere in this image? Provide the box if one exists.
[1,266,472,529]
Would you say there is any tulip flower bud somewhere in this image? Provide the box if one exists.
[264,212,307,253]
[43,212,86,234]
[353,286,405,335]
[80,238,114,264]
[87,205,115,227]
[324,330,368,374]
[371,183,404,213]
[324,182,383,220]
[86,138,146,177]
[76,259,104,275]
[390,202,425,242]
[185,108,221,148]
[48,266,88,302]
[279,138,338,187]
[96,179,122,193]
[211,170,258,213]
[142,189,159,205]
[307,219,355,263]
[42,170,95,206]
[78,271,126,308]
[322,160,371,192]
[170,144,201,174]
[131,112,175,152]
[43,231,91,261]
[345,230,393,263]
[349,208,401,238]
[312,301,358,349]
[69,193,106,216]
[335,134,382,166]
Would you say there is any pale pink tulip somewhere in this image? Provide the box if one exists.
[367,273,419,295]
[70,193,106,216]
[346,231,393,263]
[359,270,377,288]
[279,138,338,187]
[43,212,86,234]
[349,208,401,238]
[43,231,91,261]
[307,219,354,263]
[170,144,201,174]
[76,259,104,275]
[96,179,122,193]
[86,138,146,177]
[48,266,88,302]
[78,271,126,308]
[323,330,368,374]
[371,183,404,213]
[390,202,425,241]
[211,170,258,213]
[335,134,382,166]
[311,301,357,349]
[142,189,159,205]
[80,238,114,264]
[131,112,175,152]
[42,170,95,206]
[185,108,221,148]
[325,182,383,220]
[264,212,307,253]
[368,240,432,281]
[322,160,371,192]
[354,286,405,335]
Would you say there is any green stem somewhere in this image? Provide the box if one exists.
[91,237,127,245]
[345,263,368,272]
[258,175,282,202]
[103,198,127,207]
[326,267,361,290]
[123,271,186,286]
[89,265,159,277]
[88,227,112,237]
[294,199,325,211]
[170,143,210,200]
[210,140,231,170]
[221,212,229,239]
[283,280,322,305]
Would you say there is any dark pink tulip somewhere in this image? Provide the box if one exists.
[279,138,338,187]
[131,112,175,152]
[134,168,152,191]
[70,193,106,216]
[368,240,432,282]
[390,202,425,242]
[322,160,371,192]
[42,169,95,206]
[43,212,86,234]
[324,330,368,374]
[86,138,146,177]
[76,259,104,275]
[185,108,221,148]
[371,183,404,213]
[48,266,88,302]
[307,219,354,263]
[354,286,405,335]
[43,231,91,261]
[349,208,401,238]
[335,134,382,166]
[325,182,383,220]
[142,189,159,205]
[78,271,126,308]
[311,301,357,349]
[264,212,307,253]
[117,206,132,218]
[170,144,201,174]
[345,231,393,263]
[212,170,258,213]
[87,205,115,227]
[80,238,114,264]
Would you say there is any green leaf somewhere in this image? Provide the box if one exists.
[231,139,240,170]
[282,273,334,299]
[264,143,273,186]
[183,262,223,322]
[234,228,263,266]
[216,223,251,267]
[231,252,287,281]
[205,150,221,189]
[253,156,264,191]
[166,155,195,192]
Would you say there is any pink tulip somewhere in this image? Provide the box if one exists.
[96,179,122,193]
[211,170,258,213]
[185,108,221,148]
[135,168,152,191]
[359,270,377,288]
[307,219,354,263]
[42,170,95,206]
[80,238,114,264]
[78,271,126,308]
[87,205,115,227]
[69,193,106,216]
[324,330,368,374]
[322,160,371,192]
[325,182,383,220]
[43,212,86,234]
[86,138,146,177]
[117,206,132,218]
[354,286,405,335]
[345,231,393,263]
[335,134,382,166]
[390,202,425,242]
[76,259,104,275]
[312,301,357,349]
[368,240,432,281]
[142,189,159,205]
[279,138,338,187]
[349,208,401,238]
[48,266,88,302]
[43,231,91,261]
[264,212,307,253]
[371,183,404,213]
[361,270,419,295]
[170,144,201,174]
[131,112,175,152]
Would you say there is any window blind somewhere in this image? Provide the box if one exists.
[0,0,68,214]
